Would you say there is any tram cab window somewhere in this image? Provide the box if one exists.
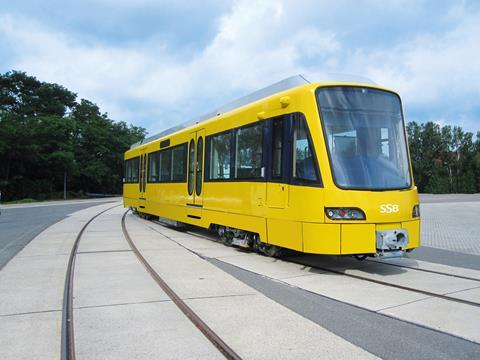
[208,132,232,179]
[160,149,172,182]
[148,152,160,182]
[235,123,263,178]
[293,118,318,182]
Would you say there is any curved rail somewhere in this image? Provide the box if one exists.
[283,258,480,308]
[365,259,480,283]
[61,204,120,360]
[121,210,241,360]
[178,228,480,308]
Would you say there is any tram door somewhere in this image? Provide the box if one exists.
[186,129,205,219]
[138,151,147,209]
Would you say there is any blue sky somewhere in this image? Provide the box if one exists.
[1,0,479,136]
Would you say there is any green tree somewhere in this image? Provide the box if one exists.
[0,71,145,201]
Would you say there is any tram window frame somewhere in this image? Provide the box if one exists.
[205,129,233,181]
[234,122,264,179]
[148,151,160,182]
[291,114,322,186]
[146,143,188,184]
[203,113,321,186]
[172,143,188,182]
[124,157,140,183]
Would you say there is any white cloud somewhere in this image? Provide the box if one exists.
[358,12,480,109]
[1,0,479,134]
[0,1,339,133]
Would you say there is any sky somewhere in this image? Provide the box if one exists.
[1,0,480,136]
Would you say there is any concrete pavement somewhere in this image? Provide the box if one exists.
[1,194,479,359]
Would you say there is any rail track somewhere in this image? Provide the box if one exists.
[365,258,480,283]
[155,224,480,309]
[121,210,241,360]
[61,206,241,360]
[283,257,480,308]
[61,204,120,360]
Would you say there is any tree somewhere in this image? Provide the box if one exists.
[0,71,145,201]
[406,121,479,194]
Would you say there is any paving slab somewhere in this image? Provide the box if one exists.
[380,297,480,343]
[185,294,377,360]
[343,262,480,297]
[143,220,480,344]
[445,286,480,302]
[77,232,130,253]
[128,217,378,359]
[0,311,61,360]
[75,301,223,360]
[287,253,480,300]
[282,272,428,311]
[0,254,68,315]
[127,234,183,251]
[0,202,122,360]
[216,252,322,279]
[371,257,480,281]
[74,252,169,308]
[420,201,480,255]
[170,235,226,250]
[141,248,256,299]
[16,232,78,257]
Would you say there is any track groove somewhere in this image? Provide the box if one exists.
[366,259,480,282]
[61,204,120,360]
[175,228,480,308]
[122,210,242,360]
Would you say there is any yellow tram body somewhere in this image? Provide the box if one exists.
[124,76,420,257]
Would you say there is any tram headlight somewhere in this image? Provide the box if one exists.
[412,204,420,218]
[325,208,366,220]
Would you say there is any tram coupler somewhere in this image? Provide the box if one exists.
[375,228,409,258]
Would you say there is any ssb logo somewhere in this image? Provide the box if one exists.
[380,204,399,214]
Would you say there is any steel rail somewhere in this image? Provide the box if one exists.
[61,204,120,360]
[366,259,480,283]
[283,258,480,308]
[179,228,480,308]
[121,210,242,360]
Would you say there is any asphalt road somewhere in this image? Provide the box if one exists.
[0,199,119,270]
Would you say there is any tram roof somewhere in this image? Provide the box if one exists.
[130,73,376,149]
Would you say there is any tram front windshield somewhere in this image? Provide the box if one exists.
[316,86,411,190]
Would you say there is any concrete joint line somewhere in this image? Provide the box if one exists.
[73,299,172,310]
[0,308,62,317]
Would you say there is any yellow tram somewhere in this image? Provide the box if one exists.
[123,75,420,258]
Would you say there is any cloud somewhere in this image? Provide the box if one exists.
[0,1,339,133]
[0,0,479,134]
[360,14,480,108]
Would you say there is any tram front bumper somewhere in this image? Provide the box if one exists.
[339,221,418,255]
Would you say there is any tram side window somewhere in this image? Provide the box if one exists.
[293,118,319,182]
[159,149,172,182]
[208,132,232,180]
[148,152,160,182]
[235,123,264,178]
[125,157,140,183]
[172,144,187,181]
[132,157,139,182]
